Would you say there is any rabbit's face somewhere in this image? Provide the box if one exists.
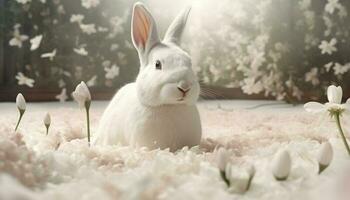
[136,44,200,106]
[131,3,198,107]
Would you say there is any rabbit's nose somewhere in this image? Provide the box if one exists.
[177,81,191,94]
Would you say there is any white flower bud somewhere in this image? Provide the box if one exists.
[317,142,333,174]
[272,150,291,181]
[214,148,230,171]
[16,93,26,111]
[72,81,91,108]
[44,112,51,126]
[225,164,255,193]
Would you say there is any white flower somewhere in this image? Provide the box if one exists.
[87,75,97,87]
[324,62,333,72]
[305,85,350,156]
[9,29,28,48]
[241,78,264,95]
[30,35,43,51]
[213,148,230,171]
[41,49,57,61]
[317,142,333,173]
[318,38,337,55]
[333,63,350,75]
[325,0,340,14]
[305,67,320,86]
[81,0,100,9]
[15,72,35,88]
[110,43,119,51]
[56,88,68,102]
[16,93,26,111]
[73,47,88,56]
[272,150,291,181]
[80,24,97,35]
[16,0,31,4]
[72,81,91,108]
[57,5,65,14]
[98,27,108,32]
[304,85,349,114]
[105,65,120,79]
[58,79,66,88]
[299,0,311,10]
[70,14,85,24]
[225,163,255,193]
[44,112,51,126]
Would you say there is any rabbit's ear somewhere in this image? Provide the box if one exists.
[131,3,160,56]
[163,7,191,45]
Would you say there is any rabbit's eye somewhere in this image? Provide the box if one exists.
[155,60,162,70]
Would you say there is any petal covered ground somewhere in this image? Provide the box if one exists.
[0,100,350,200]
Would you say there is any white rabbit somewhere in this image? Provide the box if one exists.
[93,2,201,151]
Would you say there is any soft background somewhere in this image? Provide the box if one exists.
[1,1,350,199]
[0,0,349,102]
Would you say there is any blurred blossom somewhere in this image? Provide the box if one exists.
[15,72,35,88]
[305,68,320,86]
[319,38,337,55]
[104,65,120,79]
[9,27,28,48]
[70,14,85,23]
[81,0,100,9]
[79,24,97,35]
[56,88,68,102]
[325,0,341,14]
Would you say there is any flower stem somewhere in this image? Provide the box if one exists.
[15,110,24,132]
[85,101,91,147]
[45,125,49,135]
[335,113,350,156]
[220,170,230,187]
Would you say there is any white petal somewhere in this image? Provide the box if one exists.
[72,81,91,108]
[346,98,350,104]
[79,81,91,101]
[304,102,326,113]
[30,35,43,51]
[327,85,342,104]
[72,91,85,108]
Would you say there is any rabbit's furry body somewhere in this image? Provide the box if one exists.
[94,2,201,151]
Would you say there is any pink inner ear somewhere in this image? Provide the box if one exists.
[133,6,151,49]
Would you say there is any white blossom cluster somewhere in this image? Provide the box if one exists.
[186,0,350,101]
[9,0,350,102]
[10,0,132,101]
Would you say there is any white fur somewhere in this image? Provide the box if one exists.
[94,2,201,151]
